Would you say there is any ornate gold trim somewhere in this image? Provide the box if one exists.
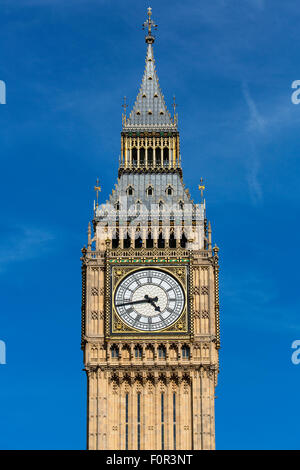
[213,246,220,349]
[105,260,191,339]
[81,262,87,350]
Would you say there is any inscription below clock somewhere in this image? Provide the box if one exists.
[114,269,185,331]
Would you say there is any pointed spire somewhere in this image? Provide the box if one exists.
[123,8,177,131]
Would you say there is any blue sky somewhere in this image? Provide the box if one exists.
[0,0,299,450]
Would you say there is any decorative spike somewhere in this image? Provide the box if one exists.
[198,178,205,201]
[87,222,92,249]
[208,221,212,250]
[94,178,101,208]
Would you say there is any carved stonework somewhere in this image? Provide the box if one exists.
[99,311,105,320]
[201,310,209,319]
[201,285,209,295]
[91,311,98,320]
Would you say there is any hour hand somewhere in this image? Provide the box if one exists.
[144,295,158,303]
[151,301,161,312]
[148,298,161,312]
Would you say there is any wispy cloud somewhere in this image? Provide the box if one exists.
[242,82,266,203]
[246,152,263,203]
[249,0,265,10]
[0,226,54,272]
[1,0,94,5]
[242,82,266,133]
[222,272,300,333]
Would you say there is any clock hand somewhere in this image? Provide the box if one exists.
[116,295,158,308]
[115,298,151,307]
[144,295,158,303]
[149,299,161,312]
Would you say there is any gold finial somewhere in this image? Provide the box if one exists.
[143,7,157,44]
[94,177,101,208]
[198,177,205,200]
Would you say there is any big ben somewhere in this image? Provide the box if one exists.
[81,8,220,451]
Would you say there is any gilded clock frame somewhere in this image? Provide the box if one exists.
[105,250,193,339]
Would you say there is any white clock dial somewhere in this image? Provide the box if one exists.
[114,269,185,331]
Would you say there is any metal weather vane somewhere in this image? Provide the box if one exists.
[142,7,157,43]
[198,177,205,201]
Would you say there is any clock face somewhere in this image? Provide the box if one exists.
[114,269,185,331]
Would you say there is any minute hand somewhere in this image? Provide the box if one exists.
[115,299,151,307]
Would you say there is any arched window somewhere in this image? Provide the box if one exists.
[166,185,173,196]
[127,186,134,196]
[182,345,190,359]
[135,346,142,358]
[163,148,169,166]
[158,232,165,248]
[140,148,145,167]
[178,200,184,210]
[132,147,137,166]
[180,233,187,248]
[111,345,119,358]
[155,148,161,166]
[146,232,153,248]
[169,232,176,248]
[148,147,153,166]
[158,346,166,359]
[146,186,153,196]
[124,233,131,248]
[135,235,142,249]
[112,231,119,249]
[115,201,120,211]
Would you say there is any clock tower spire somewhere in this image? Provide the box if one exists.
[81,8,220,450]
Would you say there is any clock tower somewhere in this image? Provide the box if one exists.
[81,8,220,450]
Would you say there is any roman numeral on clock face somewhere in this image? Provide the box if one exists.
[133,314,141,324]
